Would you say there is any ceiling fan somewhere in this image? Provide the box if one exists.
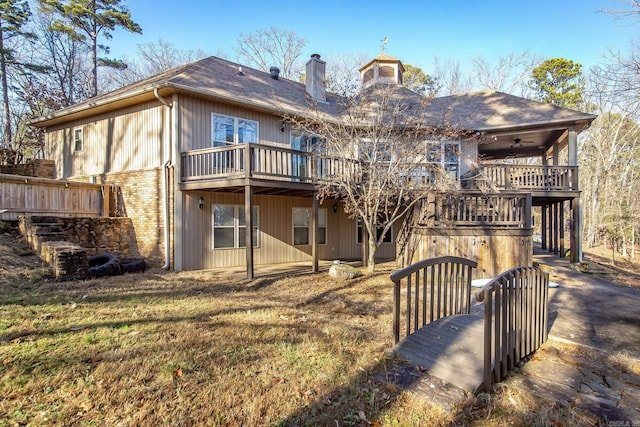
[513,136,535,145]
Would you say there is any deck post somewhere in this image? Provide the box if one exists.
[570,196,582,263]
[559,201,565,256]
[245,185,254,280]
[553,202,559,255]
[541,205,547,250]
[311,193,319,272]
[524,193,532,229]
[568,128,578,167]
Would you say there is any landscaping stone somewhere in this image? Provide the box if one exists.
[328,262,362,280]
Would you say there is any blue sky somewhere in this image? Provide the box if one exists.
[109,0,639,73]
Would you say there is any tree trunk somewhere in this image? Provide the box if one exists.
[0,26,12,148]
[91,22,98,97]
[367,236,377,274]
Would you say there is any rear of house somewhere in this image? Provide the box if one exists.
[32,53,596,277]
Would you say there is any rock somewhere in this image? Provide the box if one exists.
[328,262,362,280]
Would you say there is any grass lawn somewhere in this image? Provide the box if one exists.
[1,231,603,426]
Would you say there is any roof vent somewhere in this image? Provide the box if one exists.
[269,66,280,80]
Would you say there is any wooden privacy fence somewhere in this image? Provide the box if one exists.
[390,256,478,344]
[0,174,112,220]
[476,266,549,391]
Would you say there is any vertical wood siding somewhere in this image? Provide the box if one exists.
[46,100,165,179]
[181,192,396,270]
[179,96,290,152]
[410,230,532,279]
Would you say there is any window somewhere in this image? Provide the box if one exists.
[212,114,258,147]
[293,207,326,245]
[213,205,259,249]
[73,128,83,152]
[290,133,324,181]
[426,139,460,180]
[356,217,392,244]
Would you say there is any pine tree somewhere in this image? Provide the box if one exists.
[39,0,141,97]
[0,0,32,147]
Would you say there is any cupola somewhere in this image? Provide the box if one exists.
[359,52,405,89]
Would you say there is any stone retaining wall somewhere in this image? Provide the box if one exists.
[19,216,132,257]
[40,241,88,281]
[0,159,54,178]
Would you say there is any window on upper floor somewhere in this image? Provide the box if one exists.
[292,207,326,245]
[426,140,460,180]
[212,114,258,147]
[73,128,83,152]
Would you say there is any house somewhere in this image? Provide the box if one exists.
[30,53,596,278]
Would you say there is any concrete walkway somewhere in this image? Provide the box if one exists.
[379,253,640,424]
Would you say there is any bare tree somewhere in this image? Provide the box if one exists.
[323,52,368,96]
[102,39,208,89]
[234,26,306,80]
[581,68,640,261]
[291,85,461,272]
[430,56,473,95]
[604,0,640,22]
[471,51,542,97]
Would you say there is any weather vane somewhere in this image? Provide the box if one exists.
[380,36,389,52]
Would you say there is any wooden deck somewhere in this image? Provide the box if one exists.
[393,314,486,393]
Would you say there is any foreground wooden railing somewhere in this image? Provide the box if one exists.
[390,256,478,344]
[430,192,532,228]
[476,266,549,392]
[480,164,578,192]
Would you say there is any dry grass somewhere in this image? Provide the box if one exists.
[583,245,640,289]
[0,229,602,426]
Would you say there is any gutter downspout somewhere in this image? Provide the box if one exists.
[155,88,173,270]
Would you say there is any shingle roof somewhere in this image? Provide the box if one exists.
[425,90,596,131]
[31,56,596,132]
[31,56,339,126]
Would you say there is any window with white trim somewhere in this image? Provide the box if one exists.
[212,205,259,249]
[73,128,83,152]
[212,114,258,147]
[293,207,326,245]
[356,217,392,244]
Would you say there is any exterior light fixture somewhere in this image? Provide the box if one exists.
[198,196,205,209]
[280,120,286,132]
[332,203,338,213]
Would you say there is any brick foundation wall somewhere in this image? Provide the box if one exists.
[65,167,173,268]
[91,168,172,267]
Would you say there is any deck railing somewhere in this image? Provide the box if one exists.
[476,266,549,392]
[390,256,478,344]
[430,192,532,228]
[181,146,578,197]
[181,144,439,186]
[480,164,578,191]
[181,144,354,184]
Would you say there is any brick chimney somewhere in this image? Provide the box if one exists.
[305,54,326,102]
